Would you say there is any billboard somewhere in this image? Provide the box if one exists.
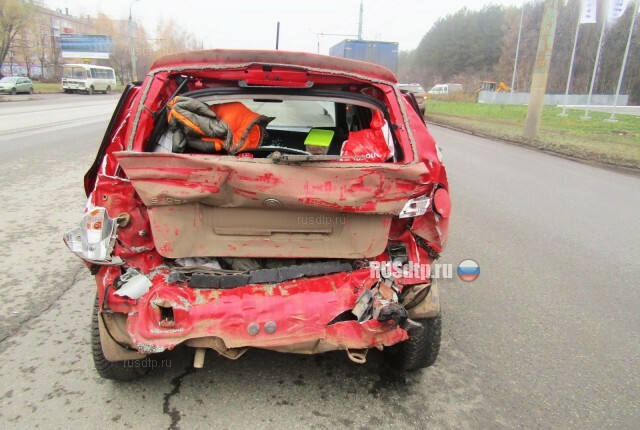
[60,34,113,59]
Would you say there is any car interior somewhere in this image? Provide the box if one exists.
[145,84,403,162]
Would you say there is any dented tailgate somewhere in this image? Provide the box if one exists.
[115,152,431,258]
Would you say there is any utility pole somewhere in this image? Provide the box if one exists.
[358,0,363,40]
[276,22,280,50]
[523,0,560,140]
[510,5,525,104]
[129,0,139,82]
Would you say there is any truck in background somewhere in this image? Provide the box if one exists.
[329,39,399,75]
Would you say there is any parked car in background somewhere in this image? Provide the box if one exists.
[63,49,451,381]
[399,83,427,114]
[428,83,463,97]
[62,63,116,94]
[0,76,34,95]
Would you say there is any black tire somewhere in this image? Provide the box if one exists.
[91,295,148,381]
[384,315,442,371]
[28,87,34,95]
[87,86,94,95]
[10,88,16,95]
[105,85,111,95]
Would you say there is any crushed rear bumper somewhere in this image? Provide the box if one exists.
[105,268,408,355]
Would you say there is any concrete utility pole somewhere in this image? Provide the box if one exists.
[129,0,140,82]
[358,0,364,40]
[524,0,560,139]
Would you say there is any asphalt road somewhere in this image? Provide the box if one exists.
[0,95,639,429]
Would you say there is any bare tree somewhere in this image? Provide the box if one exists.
[32,15,50,79]
[155,17,200,58]
[17,28,36,77]
[0,0,31,73]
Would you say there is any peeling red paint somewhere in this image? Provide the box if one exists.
[124,270,407,352]
[75,50,450,361]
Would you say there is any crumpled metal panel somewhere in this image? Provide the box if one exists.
[114,152,433,258]
[126,269,407,353]
[115,152,431,213]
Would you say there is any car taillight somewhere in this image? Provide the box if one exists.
[433,188,451,218]
[399,195,431,218]
[64,207,121,264]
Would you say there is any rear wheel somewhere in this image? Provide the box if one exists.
[384,315,442,371]
[104,85,111,95]
[28,87,34,95]
[91,295,148,381]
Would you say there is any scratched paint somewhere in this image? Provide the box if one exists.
[72,50,450,359]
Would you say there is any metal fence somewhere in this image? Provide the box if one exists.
[478,91,629,106]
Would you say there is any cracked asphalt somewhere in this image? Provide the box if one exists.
[0,95,639,429]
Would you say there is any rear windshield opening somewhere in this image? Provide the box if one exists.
[147,91,403,163]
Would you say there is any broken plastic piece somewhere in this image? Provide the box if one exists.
[63,206,121,265]
[189,261,353,290]
[399,195,431,218]
[115,269,152,299]
[352,289,373,322]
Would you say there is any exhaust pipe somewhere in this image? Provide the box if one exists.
[193,348,206,368]
[346,348,368,364]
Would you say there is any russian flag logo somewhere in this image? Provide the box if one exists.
[457,259,480,282]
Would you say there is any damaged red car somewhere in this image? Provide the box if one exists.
[63,49,451,381]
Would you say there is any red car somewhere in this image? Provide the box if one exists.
[64,49,451,380]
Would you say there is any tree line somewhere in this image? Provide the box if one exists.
[398,0,640,104]
[0,0,201,81]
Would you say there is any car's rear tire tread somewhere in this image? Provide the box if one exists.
[91,295,148,381]
[384,315,442,371]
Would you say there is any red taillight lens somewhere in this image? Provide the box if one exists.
[433,188,451,218]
